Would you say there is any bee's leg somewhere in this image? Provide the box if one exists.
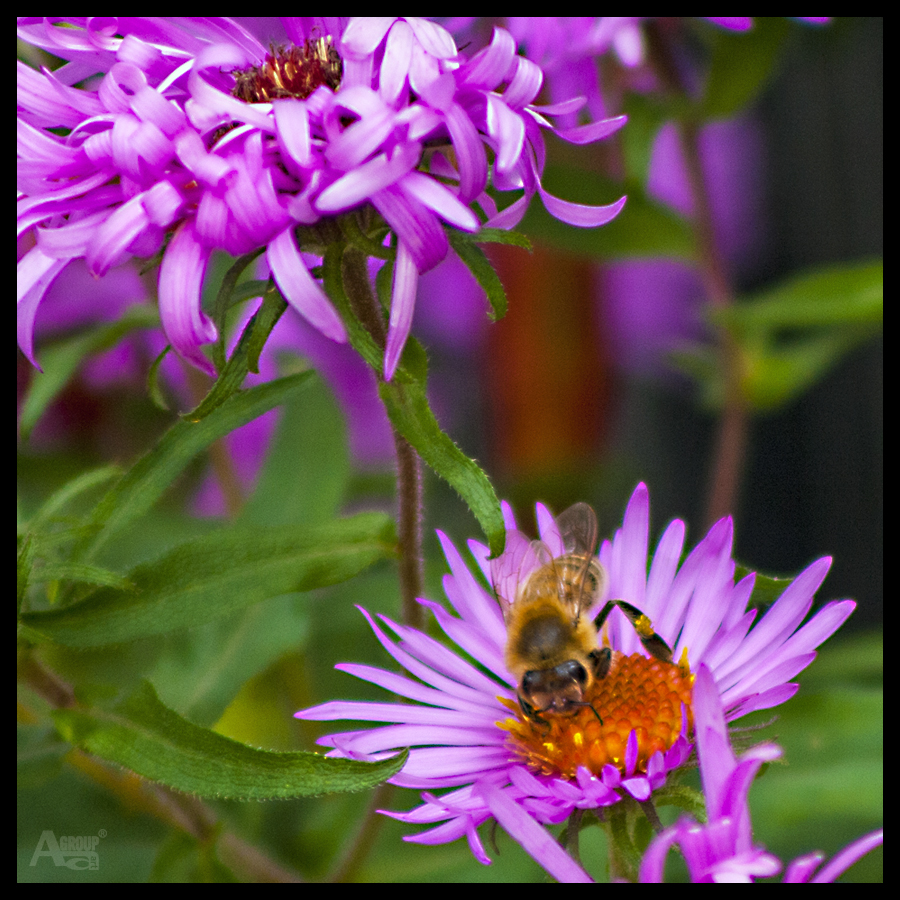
[593,600,673,663]
[588,646,612,679]
[579,700,604,725]
[518,693,550,728]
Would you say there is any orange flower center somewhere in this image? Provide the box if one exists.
[500,652,693,780]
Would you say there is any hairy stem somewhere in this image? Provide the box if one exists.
[341,245,425,629]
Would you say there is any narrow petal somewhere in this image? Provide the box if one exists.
[478,781,593,883]
[157,220,216,374]
[16,248,69,367]
[383,241,417,379]
[266,228,346,343]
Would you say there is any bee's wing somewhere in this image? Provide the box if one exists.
[556,503,598,556]
[490,527,535,612]
[556,503,603,617]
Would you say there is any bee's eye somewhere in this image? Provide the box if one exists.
[556,659,588,687]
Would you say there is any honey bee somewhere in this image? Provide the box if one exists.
[493,503,673,724]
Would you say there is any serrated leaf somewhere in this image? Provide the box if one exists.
[186,288,289,421]
[22,513,395,647]
[323,245,505,552]
[448,230,510,321]
[52,681,407,799]
[19,305,161,440]
[379,374,504,556]
[73,371,313,564]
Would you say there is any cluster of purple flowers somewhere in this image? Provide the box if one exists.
[17,16,626,379]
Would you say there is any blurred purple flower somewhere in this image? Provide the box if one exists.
[446,18,829,127]
[297,482,854,878]
[18,16,626,380]
[639,665,882,883]
[601,116,766,377]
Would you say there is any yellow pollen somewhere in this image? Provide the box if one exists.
[499,652,693,780]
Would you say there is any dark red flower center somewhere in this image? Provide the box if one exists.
[232,38,342,103]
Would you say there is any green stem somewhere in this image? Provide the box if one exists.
[321,243,426,883]
[341,245,425,629]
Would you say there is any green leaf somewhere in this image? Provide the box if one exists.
[322,244,504,553]
[209,251,264,370]
[19,306,161,440]
[467,227,532,250]
[716,259,883,411]
[147,344,173,411]
[28,561,135,592]
[322,245,384,371]
[519,166,694,259]
[21,512,395,647]
[73,371,313,564]
[680,260,883,411]
[447,230,511,321]
[17,723,68,789]
[712,259,883,332]
[379,372,504,556]
[735,566,795,611]
[186,288,289,421]
[741,329,874,411]
[148,594,312,727]
[700,17,791,119]
[52,681,407,799]
[17,535,35,615]
[24,466,122,532]
[239,374,349,527]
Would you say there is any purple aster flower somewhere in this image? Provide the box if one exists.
[639,665,882,883]
[296,482,855,879]
[18,17,626,381]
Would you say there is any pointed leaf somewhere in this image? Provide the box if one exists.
[22,513,395,647]
[448,230,512,321]
[379,373,504,556]
[186,288,288,421]
[53,681,407,799]
[712,259,883,332]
